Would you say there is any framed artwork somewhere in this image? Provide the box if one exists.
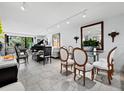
[52,33,60,47]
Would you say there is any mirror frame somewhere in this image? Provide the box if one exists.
[81,21,104,50]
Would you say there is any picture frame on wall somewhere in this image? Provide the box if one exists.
[52,33,60,48]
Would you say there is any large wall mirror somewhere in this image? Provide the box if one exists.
[81,21,104,50]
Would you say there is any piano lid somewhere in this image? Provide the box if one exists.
[37,39,44,45]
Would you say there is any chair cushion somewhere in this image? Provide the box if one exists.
[20,52,24,55]
[19,55,27,58]
[93,61,109,70]
[61,59,74,65]
[75,63,93,71]
[0,82,25,91]
[39,55,44,58]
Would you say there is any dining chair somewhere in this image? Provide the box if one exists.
[44,46,52,64]
[92,47,117,84]
[60,47,74,76]
[73,48,94,86]
[15,46,28,65]
[19,48,29,62]
[36,50,45,63]
[68,46,73,59]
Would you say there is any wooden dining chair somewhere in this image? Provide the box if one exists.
[60,47,74,76]
[93,47,117,84]
[73,48,94,86]
[15,46,28,65]
[68,46,73,59]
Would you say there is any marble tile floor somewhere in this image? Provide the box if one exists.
[18,56,124,91]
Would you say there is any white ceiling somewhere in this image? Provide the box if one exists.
[0,2,124,35]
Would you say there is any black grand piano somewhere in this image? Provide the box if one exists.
[31,39,52,63]
[31,39,45,52]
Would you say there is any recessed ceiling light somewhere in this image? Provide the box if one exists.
[47,9,88,30]
[57,25,60,28]
[66,21,70,24]
[21,2,26,11]
[21,6,25,11]
[82,9,87,18]
[82,14,86,18]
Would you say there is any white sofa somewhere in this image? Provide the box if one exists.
[0,59,18,87]
[0,59,17,69]
[52,47,60,58]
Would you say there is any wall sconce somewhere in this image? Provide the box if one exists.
[74,36,79,43]
[108,32,119,42]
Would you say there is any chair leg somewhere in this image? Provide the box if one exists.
[78,70,81,75]
[91,68,94,81]
[111,64,114,75]
[60,64,62,73]
[16,59,19,64]
[97,68,99,74]
[25,58,27,63]
[27,56,28,62]
[25,58,27,65]
[71,65,73,70]
[110,70,113,80]
[50,57,51,64]
[83,71,85,86]
[43,59,45,65]
[110,74,113,80]
[74,68,76,81]
[107,70,111,85]
[66,65,68,76]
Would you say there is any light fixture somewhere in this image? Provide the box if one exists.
[21,6,25,11]
[66,21,70,24]
[74,36,79,43]
[57,25,60,28]
[47,9,88,30]
[21,2,26,11]
[82,9,87,18]
[82,14,86,18]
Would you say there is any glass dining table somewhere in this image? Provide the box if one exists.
[86,50,104,62]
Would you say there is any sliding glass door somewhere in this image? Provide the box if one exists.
[8,36,33,49]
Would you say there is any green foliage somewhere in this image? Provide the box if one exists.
[9,36,33,48]
[83,39,99,47]
[0,21,3,34]
[25,37,33,48]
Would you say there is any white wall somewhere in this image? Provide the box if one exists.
[46,25,81,48]
[104,14,124,72]
[46,14,124,72]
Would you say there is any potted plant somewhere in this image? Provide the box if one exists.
[83,39,99,51]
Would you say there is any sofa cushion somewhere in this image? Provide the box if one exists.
[0,59,17,69]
